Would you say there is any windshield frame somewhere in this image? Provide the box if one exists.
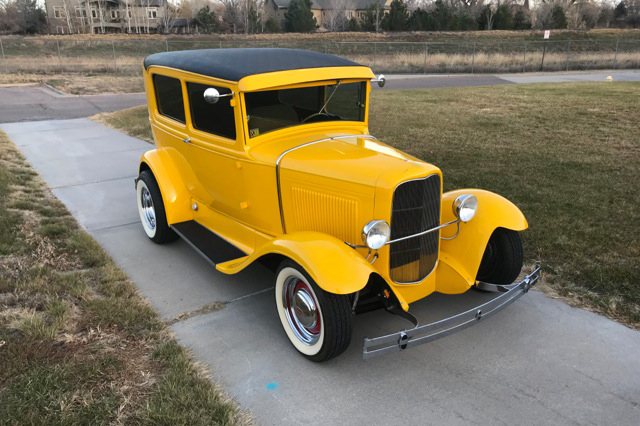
[240,78,370,145]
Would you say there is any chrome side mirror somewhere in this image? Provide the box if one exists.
[203,87,234,104]
[372,74,385,88]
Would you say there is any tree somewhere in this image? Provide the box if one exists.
[361,3,384,32]
[381,0,409,31]
[222,0,242,32]
[544,4,568,28]
[493,4,513,29]
[513,9,532,29]
[1,0,46,34]
[284,0,316,32]
[264,17,281,32]
[195,5,219,33]
[347,16,359,31]
[247,5,260,33]
[614,1,627,19]
[477,4,495,29]
[324,0,348,31]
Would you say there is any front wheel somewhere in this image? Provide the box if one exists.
[275,260,352,362]
[476,228,523,284]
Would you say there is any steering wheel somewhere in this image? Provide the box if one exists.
[301,111,331,123]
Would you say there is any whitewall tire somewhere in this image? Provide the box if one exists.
[136,170,178,244]
[275,260,352,362]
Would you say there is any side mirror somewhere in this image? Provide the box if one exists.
[372,74,385,88]
[203,87,234,104]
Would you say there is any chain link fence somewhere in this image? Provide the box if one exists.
[0,38,639,75]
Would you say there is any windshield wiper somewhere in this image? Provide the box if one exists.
[318,81,341,115]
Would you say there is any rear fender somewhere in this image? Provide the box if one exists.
[436,189,528,294]
[217,231,377,295]
[139,148,192,225]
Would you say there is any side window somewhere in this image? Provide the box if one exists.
[187,82,236,140]
[153,74,185,123]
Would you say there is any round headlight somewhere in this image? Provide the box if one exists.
[453,194,478,222]
[361,220,390,250]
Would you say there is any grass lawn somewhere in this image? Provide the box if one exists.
[0,132,250,424]
[96,82,640,328]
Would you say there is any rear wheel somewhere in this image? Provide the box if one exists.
[275,260,352,362]
[476,228,523,284]
[136,170,178,244]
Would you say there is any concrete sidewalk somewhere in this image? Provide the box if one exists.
[1,117,638,426]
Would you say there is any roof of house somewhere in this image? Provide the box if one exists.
[271,0,388,9]
[143,48,362,82]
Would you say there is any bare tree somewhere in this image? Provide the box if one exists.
[159,0,177,33]
[323,0,347,31]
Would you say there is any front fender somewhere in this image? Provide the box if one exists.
[216,231,376,295]
[436,189,528,294]
[139,148,192,225]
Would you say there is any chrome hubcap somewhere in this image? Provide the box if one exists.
[283,276,321,345]
[140,185,156,230]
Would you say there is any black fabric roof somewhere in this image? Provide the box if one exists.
[143,48,362,82]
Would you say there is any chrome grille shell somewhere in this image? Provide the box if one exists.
[389,175,442,283]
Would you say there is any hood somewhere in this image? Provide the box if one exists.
[279,136,438,190]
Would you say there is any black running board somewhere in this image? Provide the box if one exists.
[171,220,247,267]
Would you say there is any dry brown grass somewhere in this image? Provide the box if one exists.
[2,49,637,78]
[0,72,144,94]
[6,28,640,42]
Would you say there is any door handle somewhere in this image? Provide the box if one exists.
[182,136,190,144]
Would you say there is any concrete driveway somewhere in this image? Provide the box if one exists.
[1,118,638,426]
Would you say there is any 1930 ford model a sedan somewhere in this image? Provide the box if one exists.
[137,48,540,361]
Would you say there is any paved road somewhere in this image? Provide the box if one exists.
[2,71,638,123]
[0,85,145,123]
[1,118,638,426]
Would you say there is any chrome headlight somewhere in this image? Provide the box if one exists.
[453,194,478,222]
[362,220,390,250]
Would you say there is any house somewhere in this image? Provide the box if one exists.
[44,0,173,34]
[264,0,392,29]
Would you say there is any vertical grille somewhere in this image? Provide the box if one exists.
[390,175,441,283]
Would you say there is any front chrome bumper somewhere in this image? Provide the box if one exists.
[362,264,542,360]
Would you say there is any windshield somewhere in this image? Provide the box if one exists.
[244,81,366,138]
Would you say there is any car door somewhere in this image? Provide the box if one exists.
[149,73,192,171]
[183,80,250,225]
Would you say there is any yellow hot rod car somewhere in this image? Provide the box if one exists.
[136,48,540,361]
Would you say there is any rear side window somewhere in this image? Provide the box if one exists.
[153,74,185,123]
[187,83,236,140]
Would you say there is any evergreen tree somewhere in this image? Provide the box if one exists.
[347,17,360,31]
[284,0,316,32]
[494,4,513,30]
[195,6,219,33]
[264,17,281,33]
[614,1,627,19]
[544,5,567,29]
[14,0,46,34]
[513,9,531,30]
[432,0,455,31]
[381,0,409,31]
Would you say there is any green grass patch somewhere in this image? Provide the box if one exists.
[93,105,154,143]
[96,81,640,327]
[0,131,249,424]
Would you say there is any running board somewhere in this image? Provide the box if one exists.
[171,220,247,267]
